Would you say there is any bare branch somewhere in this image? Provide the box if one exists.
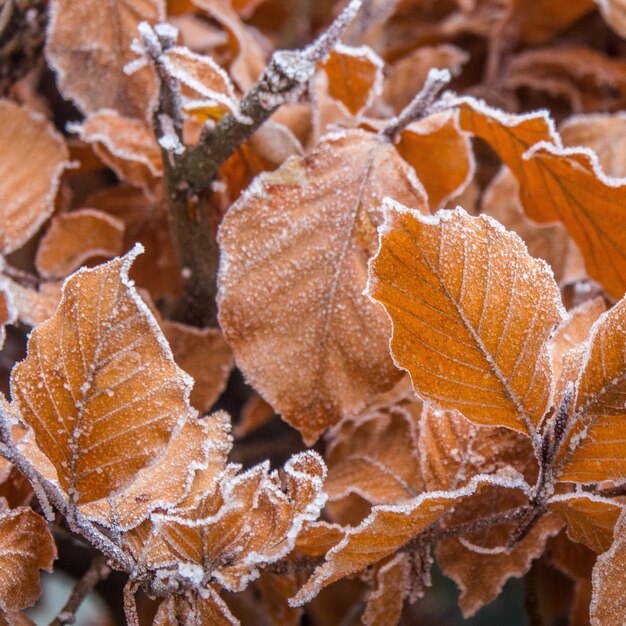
[49,555,111,626]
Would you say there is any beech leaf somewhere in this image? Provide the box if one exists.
[11,247,195,504]
[367,202,564,436]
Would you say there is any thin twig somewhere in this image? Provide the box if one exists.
[49,555,111,626]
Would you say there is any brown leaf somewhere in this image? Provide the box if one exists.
[218,130,427,443]
[321,44,383,116]
[590,508,626,626]
[396,112,473,211]
[73,111,163,188]
[481,168,585,286]
[257,572,303,626]
[0,278,61,328]
[0,288,15,352]
[0,503,56,611]
[548,493,622,554]
[163,322,234,413]
[0,100,69,255]
[325,399,424,504]
[153,589,239,626]
[11,247,195,504]
[367,203,563,435]
[292,475,529,606]
[35,209,125,280]
[233,393,274,438]
[555,297,626,483]
[361,553,410,626]
[46,0,164,117]
[458,97,626,298]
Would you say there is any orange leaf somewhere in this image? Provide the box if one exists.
[0,100,69,254]
[35,209,125,280]
[590,508,626,626]
[555,297,626,483]
[73,111,163,189]
[361,553,410,626]
[0,288,15,352]
[153,588,238,626]
[598,0,626,37]
[367,202,563,435]
[458,97,626,298]
[46,0,164,117]
[0,278,61,328]
[396,112,473,210]
[291,475,529,605]
[0,503,56,612]
[11,247,195,504]
[321,44,383,116]
[548,493,622,554]
[218,130,427,443]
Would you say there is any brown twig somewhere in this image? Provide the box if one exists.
[49,555,111,626]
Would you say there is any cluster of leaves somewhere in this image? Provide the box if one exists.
[2,0,626,624]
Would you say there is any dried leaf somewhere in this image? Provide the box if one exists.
[0,100,69,255]
[233,393,274,438]
[598,0,626,38]
[11,247,195,504]
[162,322,234,413]
[321,44,384,116]
[367,202,563,435]
[0,278,61,328]
[0,504,56,611]
[218,130,427,443]
[291,475,529,606]
[555,297,626,483]
[73,111,163,188]
[548,493,622,554]
[590,508,626,626]
[153,588,239,626]
[325,400,424,504]
[0,288,15,352]
[35,209,125,280]
[396,112,474,211]
[361,553,410,626]
[46,0,164,117]
[458,97,626,298]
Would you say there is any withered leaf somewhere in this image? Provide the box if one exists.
[0,288,15,352]
[596,0,626,39]
[46,0,164,117]
[35,209,125,280]
[153,588,238,626]
[73,111,163,188]
[291,475,529,606]
[367,202,563,436]
[0,100,69,255]
[555,296,626,483]
[218,130,427,443]
[11,247,195,504]
[458,97,626,299]
[590,508,626,626]
[548,493,622,554]
[396,112,473,211]
[321,44,384,116]
[361,553,410,626]
[0,278,61,328]
[0,503,56,612]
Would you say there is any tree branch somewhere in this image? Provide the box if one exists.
[49,555,111,626]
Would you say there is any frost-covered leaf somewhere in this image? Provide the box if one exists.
[153,588,238,626]
[218,130,427,443]
[291,475,529,606]
[81,411,230,530]
[396,112,473,210]
[325,399,424,504]
[0,288,15,352]
[321,44,384,116]
[11,247,195,504]
[0,503,56,612]
[46,0,164,117]
[127,451,326,593]
[481,168,585,286]
[233,393,274,438]
[457,97,626,298]
[555,296,626,483]
[35,209,125,280]
[590,508,626,626]
[548,493,622,553]
[367,202,563,435]
[163,322,234,413]
[0,100,69,255]
[0,278,61,328]
[163,46,239,120]
[73,111,163,188]
[361,553,410,626]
